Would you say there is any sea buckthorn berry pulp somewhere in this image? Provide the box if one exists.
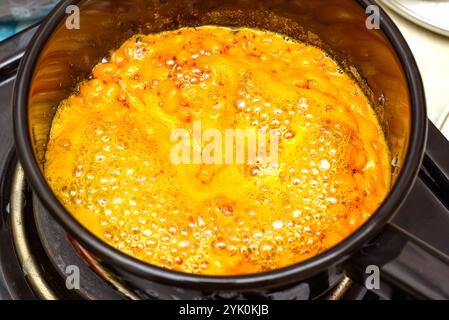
[44,26,391,275]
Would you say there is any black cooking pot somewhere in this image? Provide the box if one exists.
[13,0,443,299]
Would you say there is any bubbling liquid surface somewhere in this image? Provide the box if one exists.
[44,26,391,275]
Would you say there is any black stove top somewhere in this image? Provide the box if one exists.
[1,27,449,300]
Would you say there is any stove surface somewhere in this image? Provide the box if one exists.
[1,10,449,299]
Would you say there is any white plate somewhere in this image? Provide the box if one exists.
[437,104,449,139]
[378,0,449,37]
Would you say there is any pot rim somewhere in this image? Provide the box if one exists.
[13,0,427,290]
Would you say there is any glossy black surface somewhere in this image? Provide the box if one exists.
[348,122,449,299]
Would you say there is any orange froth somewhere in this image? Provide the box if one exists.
[44,26,391,275]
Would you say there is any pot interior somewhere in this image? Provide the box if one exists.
[27,0,411,187]
[26,0,411,224]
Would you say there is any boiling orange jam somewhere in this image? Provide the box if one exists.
[44,26,391,275]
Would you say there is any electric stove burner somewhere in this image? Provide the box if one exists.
[1,26,449,300]
[10,165,129,299]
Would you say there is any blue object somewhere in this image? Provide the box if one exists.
[0,19,40,41]
[0,0,58,41]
